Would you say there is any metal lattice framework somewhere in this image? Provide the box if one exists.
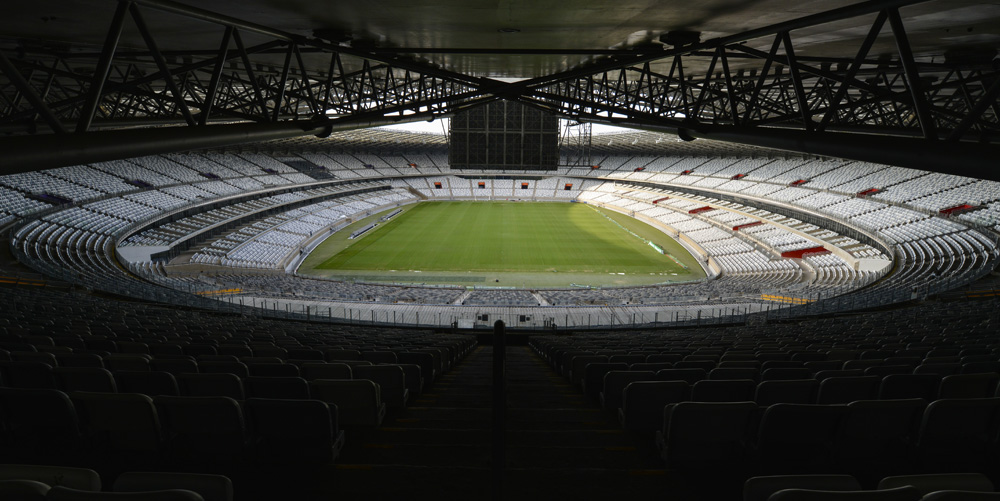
[0,0,998,177]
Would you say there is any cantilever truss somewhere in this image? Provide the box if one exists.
[0,0,489,136]
[0,0,998,176]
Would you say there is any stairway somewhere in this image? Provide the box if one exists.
[313,344,675,500]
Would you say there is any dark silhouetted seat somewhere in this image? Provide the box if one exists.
[755,380,818,405]
[754,403,848,474]
[244,398,345,465]
[619,380,690,433]
[53,367,116,393]
[155,396,249,468]
[177,373,244,400]
[658,401,757,471]
[114,371,179,397]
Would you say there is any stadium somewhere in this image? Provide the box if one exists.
[0,0,999,500]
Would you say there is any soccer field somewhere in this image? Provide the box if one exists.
[298,201,705,287]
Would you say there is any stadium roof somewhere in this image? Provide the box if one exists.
[1,0,998,177]
[5,0,997,78]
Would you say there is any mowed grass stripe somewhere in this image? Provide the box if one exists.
[315,202,690,275]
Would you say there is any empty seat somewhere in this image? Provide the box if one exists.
[70,392,165,466]
[0,464,101,491]
[309,380,385,428]
[619,380,690,433]
[0,388,82,464]
[816,376,881,404]
[879,374,940,401]
[244,398,345,465]
[114,472,231,501]
[659,401,757,471]
[913,363,961,376]
[914,398,1000,473]
[396,352,435,387]
[325,349,361,362]
[569,355,608,387]
[155,396,249,468]
[114,371,180,397]
[360,351,397,364]
[767,486,921,500]
[917,491,1000,500]
[710,367,759,381]
[196,362,249,379]
[242,376,310,400]
[744,475,863,501]
[147,358,197,376]
[878,473,994,495]
[600,371,655,412]
[53,367,116,393]
[54,354,104,369]
[836,399,926,481]
[937,373,999,399]
[630,362,674,372]
[755,380,818,405]
[581,363,628,401]
[104,355,151,373]
[754,403,848,474]
[246,363,299,378]
[814,370,866,381]
[655,368,707,384]
[691,379,756,402]
[352,365,408,408]
[46,485,205,500]
[0,479,49,501]
[0,361,54,389]
[299,363,353,381]
[396,363,424,397]
[177,373,244,400]
[761,368,812,381]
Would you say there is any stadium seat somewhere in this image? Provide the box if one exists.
[244,398,345,465]
[753,403,848,474]
[816,376,881,404]
[114,371,180,397]
[114,472,232,501]
[755,380,818,405]
[581,362,628,401]
[299,363,353,381]
[836,399,926,482]
[619,380,689,433]
[937,373,1000,399]
[243,377,310,399]
[914,398,1000,472]
[352,365,409,408]
[600,370,655,412]
[658,401,757,471]
[196,362,249,379]
[309,379,385,428]
[744,475,863,501]
[655,368,707,384]
[70,392,165,466]
[176,373,244,400]
[154,396,249,468]
[0,479,50,501]
[53,367,117,393]
[766,486,921,500]
[46,485,205,500]
[0,361,55,389]
[691,379,756,402]
[879,374,941,401]
[878,473,994,495]
[0,388,82,464]
[0,464,101,491]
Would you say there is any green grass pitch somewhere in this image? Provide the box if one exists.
[299,201,705,287]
